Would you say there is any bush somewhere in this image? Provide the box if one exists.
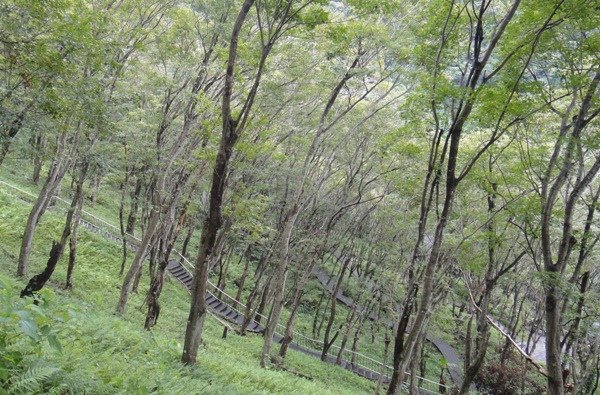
[477,357,545,395]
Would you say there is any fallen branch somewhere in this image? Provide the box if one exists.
[464,275,549,378]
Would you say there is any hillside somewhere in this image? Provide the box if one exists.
[1,1,599,394]
[0,181,375,394]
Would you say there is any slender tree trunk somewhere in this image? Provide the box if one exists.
[279,252,322,356]
[234,247,251,302]
[500,285,526,364]
[255,280,271,323]
[335,311,356,366]
[279,279,305,357]
[260,205,299,367]
[88,172,101,207]
[145,252,169,330]
[22,160,83,295]
[563,271,589,356]
[321,255,351,361]
[132,254,146,294]
[409,335,424,395]
[460,184,498,394]
[116,203,161,315]
[180,218,195,261]
[240,262,268,334]
[118,166,130,275]
[376,334,391,394]
[312,291,326,337]
[65,161,89,289]
[545,282,564,395]
[31,134,44,185]
[126,174,143,235]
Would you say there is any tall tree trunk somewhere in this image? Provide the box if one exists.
[255,280,271,323]
[459,182,499,394]
[375,334,391,394]
[260,200,300,367]
[88,172,101,207]
[180,218,195,261]
[545,283,563,395]
[409,334,425,395]
[335,308,357,365]
[31,134,45,185]
[145,244,172,330]
[65,161,89,289]
[240,261,268,334]
[312,291,325,337]
[280,246,325,356]
[181,0,255,365]
[118,164,131,275]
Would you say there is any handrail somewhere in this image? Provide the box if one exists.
[0,179,449,393]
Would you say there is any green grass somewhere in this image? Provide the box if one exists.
[0,185,377,394]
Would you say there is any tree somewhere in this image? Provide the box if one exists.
[181,0,257,365]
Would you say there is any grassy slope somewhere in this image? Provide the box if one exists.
[0,185,376,394]
[0,159,450,387]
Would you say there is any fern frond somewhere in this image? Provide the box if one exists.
[8,363,59,394]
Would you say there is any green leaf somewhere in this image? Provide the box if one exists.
[0,367,8,382]
[47,334,62,353]
[19,317,39,340]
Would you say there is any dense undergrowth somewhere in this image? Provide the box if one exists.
[0,185,376,394]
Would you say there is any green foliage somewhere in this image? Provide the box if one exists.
[0,275,62,393]
[346,0,402,15]
[7,362,59,395]
[295,4,330,30]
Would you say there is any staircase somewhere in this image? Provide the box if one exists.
[165,260,263,333]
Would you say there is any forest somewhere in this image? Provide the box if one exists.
[0,0,598,394]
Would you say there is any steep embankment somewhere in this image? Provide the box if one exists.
[0,184,375,394]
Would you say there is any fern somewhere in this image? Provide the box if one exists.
[8,363,59,394]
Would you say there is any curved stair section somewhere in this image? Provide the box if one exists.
[312,265,468,389]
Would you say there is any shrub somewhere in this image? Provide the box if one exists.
[477,357,545,395]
